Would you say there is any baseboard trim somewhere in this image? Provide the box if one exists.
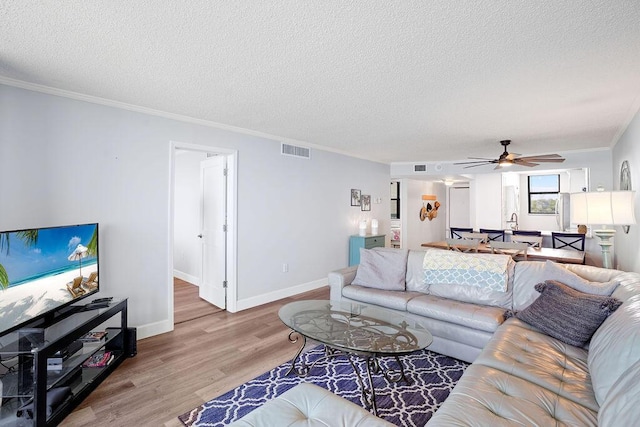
[135,319,173,340]
[135,279,327,337]
[233,279,327,312]
[173,270,200,286]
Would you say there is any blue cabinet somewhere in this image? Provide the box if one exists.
[349,234,386,266]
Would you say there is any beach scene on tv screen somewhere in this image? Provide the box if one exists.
[0,224,98,333]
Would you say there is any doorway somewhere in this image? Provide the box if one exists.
[169,141,237,327]
[448,186,471,230]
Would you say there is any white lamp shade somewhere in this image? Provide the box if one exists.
[570,191,636,226]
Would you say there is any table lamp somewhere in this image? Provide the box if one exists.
[570,190,636,268]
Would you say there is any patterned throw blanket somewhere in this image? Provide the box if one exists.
[423,250,511,292]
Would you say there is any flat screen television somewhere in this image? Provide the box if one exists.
[0,223,99,336]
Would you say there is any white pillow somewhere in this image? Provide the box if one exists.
[352,248,408,291]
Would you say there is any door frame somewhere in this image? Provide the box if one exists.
[169,141,238,325]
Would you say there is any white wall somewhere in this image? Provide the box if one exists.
[173,150,207,284]
[0,84,390,337]
[402,180,446,249]
[612,107,640,272]
[470,174,502,230]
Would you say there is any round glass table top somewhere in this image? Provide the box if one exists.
[279,300,433,355]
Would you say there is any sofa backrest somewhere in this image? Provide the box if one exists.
[512,261,624,311]
[588,271,640,406]
[406,250,430,293]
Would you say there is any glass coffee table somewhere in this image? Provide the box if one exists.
[278,300,433,415]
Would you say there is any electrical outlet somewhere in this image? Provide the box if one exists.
[282,263,289,273]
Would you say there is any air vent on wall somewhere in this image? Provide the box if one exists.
[281,143,311,159]
[414,164,427,172]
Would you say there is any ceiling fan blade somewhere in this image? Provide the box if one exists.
[532,158,565,163]
[518,157,565,163]
[454,160,495,165]
[514,160,540,167]
[518,153,564,160]
[463,163,494,169]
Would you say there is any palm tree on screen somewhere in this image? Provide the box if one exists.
[86,228,97,257]
[0,230,39,289]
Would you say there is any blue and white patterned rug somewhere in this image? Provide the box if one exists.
[179,346,468,426]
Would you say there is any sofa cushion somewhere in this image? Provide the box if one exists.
[588,294,640,405]
[341,285,422,312]
[228,382,395,427]
[407,294,505,333]
[598,358,640,427]
[428,277,514,309]
[511,280,622,347]
[475,318,598,411]
[352,248,408,291]
[543,260,619,295]
[426,363,597,426]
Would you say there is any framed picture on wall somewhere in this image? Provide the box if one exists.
[351,189,361,206]
[361,195,371,211]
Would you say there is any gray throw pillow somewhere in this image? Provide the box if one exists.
[543,260,619,296]
[506,280,622,347]
[352,248,408,291]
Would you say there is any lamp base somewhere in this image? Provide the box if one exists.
[593,228,616,269]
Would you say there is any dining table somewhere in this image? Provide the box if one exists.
[421,240,585,264]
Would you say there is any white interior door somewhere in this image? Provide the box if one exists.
[449,186,471,228]
[199,155,227,309]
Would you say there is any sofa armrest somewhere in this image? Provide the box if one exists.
[328,266,358,301]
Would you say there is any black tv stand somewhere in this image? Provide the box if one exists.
[0,299,133,426]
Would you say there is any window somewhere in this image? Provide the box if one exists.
[528,174,559,214]
[390,181,400,219]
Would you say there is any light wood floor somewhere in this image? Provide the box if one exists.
[173,278,224,324]
[60,284,330,426]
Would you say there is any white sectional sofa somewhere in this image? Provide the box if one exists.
[232,247,640,426]
[328,247,640,426]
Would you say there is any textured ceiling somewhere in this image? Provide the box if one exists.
[2,1,640,163]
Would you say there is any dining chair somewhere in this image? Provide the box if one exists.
[551,232,586,251]
[445,238,479,253]
[460,232,489,243]
[479,228,505,242]
[490,241,529,260]
[511,235,543,248]
[450,227,473,239]
[512,230,542,236]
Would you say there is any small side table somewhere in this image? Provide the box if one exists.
[349,234,385,266]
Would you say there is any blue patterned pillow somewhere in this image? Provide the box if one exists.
[506,280,622,347]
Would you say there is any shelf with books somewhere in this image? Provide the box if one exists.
[0,298,133,426]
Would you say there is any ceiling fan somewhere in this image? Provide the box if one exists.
[454,140,565,169]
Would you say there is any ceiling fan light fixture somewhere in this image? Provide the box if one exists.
[453,140,565,169]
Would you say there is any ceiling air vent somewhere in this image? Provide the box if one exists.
[281,143,311,159]
[414,164,427,173]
